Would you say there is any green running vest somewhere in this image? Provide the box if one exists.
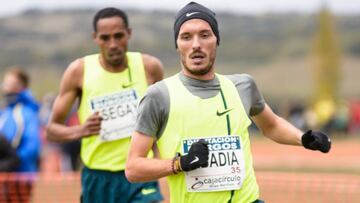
[157,74,259,203]
[78,52,147,171]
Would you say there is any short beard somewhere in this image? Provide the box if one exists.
[109,59,123,66]
[102,49,127,68]
[105,55,126,67]
[183,62,213,76]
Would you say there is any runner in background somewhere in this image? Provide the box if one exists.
[46,7,165,203]
[125,2,331,203]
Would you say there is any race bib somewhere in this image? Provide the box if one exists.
[89,89,138,141]
[182,135,245,192]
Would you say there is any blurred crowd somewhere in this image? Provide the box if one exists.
[283,99,360,135]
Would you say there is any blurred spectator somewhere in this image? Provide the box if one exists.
[0,134,20,172]
[349,100,360,134]
[287,102,307,131]
[313,99,336,130]
[322,100,350,134]
[0,67,41,203]
[0,67,41,172]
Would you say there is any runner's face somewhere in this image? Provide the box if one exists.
[93,16,131,67]
[176,19,217,77]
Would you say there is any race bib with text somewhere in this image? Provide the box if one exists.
[182,135,245,192]
[89,89,138,141]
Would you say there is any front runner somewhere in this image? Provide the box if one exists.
[125,2,331,203]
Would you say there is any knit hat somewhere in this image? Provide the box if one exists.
[174,2,219,48]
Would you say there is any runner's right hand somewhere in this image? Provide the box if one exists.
[180,139,209,171]
[79,112,102,138]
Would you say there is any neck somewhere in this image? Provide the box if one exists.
[99,55,127,73]
[182,68,215,81]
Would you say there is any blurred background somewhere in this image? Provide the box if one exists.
[0,0,359,202]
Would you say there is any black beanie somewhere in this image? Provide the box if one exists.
[174,2,219,48]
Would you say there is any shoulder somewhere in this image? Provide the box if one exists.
[144,80,168,101]
[141,53,164,84]
[225,73,257,88]
[141,53,162,67]
[225,74,265,116]
[62,58,84,88]
[142,53,163,72]
[140,80,169,111]
[66,58,84,77]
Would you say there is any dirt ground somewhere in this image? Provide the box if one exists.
[251,136,360,203]
[251,136,360,173]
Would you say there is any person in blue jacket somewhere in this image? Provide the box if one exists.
[0,67,41,172]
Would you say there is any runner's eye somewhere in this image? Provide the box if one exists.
[200,31,211,39]
[180,34,191,41]
[100,35,110,41]
[114,33,125,40]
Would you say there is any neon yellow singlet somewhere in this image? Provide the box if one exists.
[78,52,147,171]
[157,74,259,203]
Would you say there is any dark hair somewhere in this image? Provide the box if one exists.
[6,67,29,88]
[93,7,129,32]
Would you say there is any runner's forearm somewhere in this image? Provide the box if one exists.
[264,117,303,146]
[46,123,83,143]
[125,157,174,182]
[253,104,303,146]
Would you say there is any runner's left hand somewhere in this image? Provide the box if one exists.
[180,139,209,171]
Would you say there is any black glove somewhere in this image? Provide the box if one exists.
[180,139,209,171]
[301,130,331,153]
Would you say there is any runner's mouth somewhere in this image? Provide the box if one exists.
[190,53,205,59]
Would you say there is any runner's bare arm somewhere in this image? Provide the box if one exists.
[152,143,170,203]
[46,59,102,143]
[252,104,303,146]
[126,131,174,182]
[142,54,164,85]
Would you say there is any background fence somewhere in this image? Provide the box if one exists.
[0,173,80,203]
